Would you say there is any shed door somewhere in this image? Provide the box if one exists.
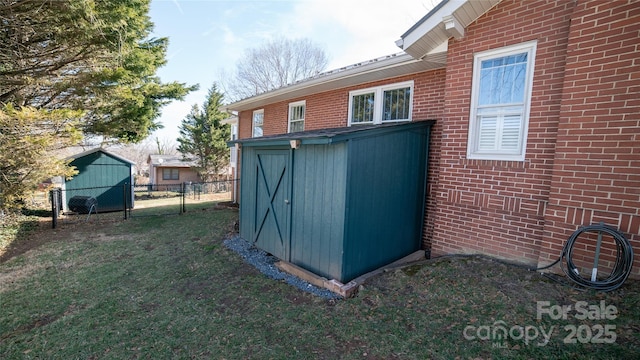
[253,149,290,259]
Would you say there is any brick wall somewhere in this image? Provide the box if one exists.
[430,0,574,265]
[236,70,446,139]
[538,0,640,277]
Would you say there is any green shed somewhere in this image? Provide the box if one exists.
[62,148,135,212]
[236,121,434,283]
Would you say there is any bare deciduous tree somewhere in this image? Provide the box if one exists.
[224,38,329,101]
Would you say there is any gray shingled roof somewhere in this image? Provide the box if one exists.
[148,154,197,168]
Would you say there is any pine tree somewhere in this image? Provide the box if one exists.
[177,84,231,182]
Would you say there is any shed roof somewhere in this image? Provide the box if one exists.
[232,121,434,148]
[67,148,135,165]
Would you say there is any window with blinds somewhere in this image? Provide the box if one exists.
[468,42,537,161]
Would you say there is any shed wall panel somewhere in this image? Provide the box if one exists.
[343,128,429,281]
[290,143,348,280]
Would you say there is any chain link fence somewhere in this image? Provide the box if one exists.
[50,179,238,228]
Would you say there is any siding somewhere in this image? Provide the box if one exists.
[342,129,429,281]
[290,143,348,279]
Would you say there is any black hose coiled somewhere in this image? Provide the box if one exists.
[559,223,634,292]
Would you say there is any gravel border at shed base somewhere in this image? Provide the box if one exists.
[224,235,427,299]
[223,235,342,300]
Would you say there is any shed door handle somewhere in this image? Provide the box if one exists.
[285,199,290,204]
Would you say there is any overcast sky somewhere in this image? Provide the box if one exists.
[149,0,436,141]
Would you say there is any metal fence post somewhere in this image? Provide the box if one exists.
[50,188,59,229]
[181,182,186,214]
[123,183,128,220]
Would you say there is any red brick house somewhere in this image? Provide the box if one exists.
[226,0,640,279]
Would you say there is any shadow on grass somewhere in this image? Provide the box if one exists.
[0,210,48,264]
[1,200,238,264]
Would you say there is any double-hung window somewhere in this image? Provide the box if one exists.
[468,41,537,161]
[252,109,264,137]
[348,81,413,125]
[288,101,305,133]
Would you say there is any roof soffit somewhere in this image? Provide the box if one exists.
[397,0,502,60]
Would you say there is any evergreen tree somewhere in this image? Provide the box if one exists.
[0,105,81,210]
[178,84,231,182]
[0,0,196,210]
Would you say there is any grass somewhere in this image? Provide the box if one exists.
[1,208,639,359]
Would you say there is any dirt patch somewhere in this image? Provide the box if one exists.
[285,293,313,305]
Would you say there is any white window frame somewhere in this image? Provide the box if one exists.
[467,41,537,161]
[230,124,238,167]
[252,109,264,137]
[288,100,305,133]
[347,81,414,126]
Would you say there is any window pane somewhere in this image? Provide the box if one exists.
[253,112,263,124]
[478,52,527,106]
[351,93,374,123]
[512,63,526,103]
[253,111,263,137]
[290,105,304,121]
[382,87,411,121]
[289,104,305,132]
[162,168,179,180]
[290,120,304,132]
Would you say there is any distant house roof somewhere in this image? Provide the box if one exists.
[67,148,135,165]
[147,154,197,168]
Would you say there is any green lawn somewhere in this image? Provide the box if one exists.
[1,209,639,359]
